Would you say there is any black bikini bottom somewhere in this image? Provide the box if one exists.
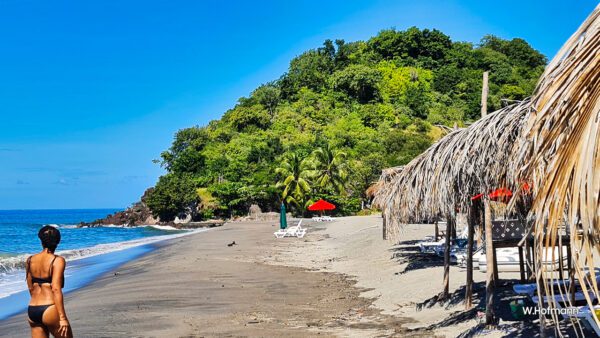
[28,304,53,325]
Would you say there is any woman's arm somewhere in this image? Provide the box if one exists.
[51,256,70,336]
[25,257,33,295]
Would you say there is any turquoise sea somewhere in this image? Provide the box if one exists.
[0,209,203,320]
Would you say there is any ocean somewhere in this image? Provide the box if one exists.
[0,209,204,320]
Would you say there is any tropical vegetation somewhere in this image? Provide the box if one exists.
[146,27,546,221]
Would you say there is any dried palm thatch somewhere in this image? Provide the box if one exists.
[374,4,598,333]
[381,99,531,240]
[368,166,404,207]
[512,4,600,328]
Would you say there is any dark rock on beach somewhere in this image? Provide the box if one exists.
[80,188,160,227]
[79,188,226,229]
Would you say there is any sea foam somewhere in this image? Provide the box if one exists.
[0,227,207,298]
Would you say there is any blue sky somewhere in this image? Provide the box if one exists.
[0,0,597,209]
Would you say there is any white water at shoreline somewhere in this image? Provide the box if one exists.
[0,227,209,299]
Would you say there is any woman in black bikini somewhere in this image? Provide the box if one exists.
[25,226,72,338]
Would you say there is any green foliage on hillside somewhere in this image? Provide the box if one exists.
[146,27,546,221]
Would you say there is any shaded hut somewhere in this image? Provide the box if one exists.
[367,166,404,239]
[382,98,531,233]
[512,4,600,328]
[377,3,600,333]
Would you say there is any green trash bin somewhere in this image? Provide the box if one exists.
[510,300,525,320]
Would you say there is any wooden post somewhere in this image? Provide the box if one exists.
[526,239,533,280]
[518,246,526,283]
[451,220,457,241]
[481,71,489,118]
[484,199,496,326]
[492,243,499,283]
[477,206,484,248]
[434,220,439,241]
[382,211,387,240]
[466,204,476,309]
[568,244,575,303]
[442,217,453,299]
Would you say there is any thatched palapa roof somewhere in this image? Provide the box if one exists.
[380,99,531,237]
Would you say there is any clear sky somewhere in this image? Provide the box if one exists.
[0,0,597,210]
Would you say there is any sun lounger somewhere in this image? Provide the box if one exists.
[274,220,306,238]
[419,238,445,254]
[567,304,600,336]
[479,247,568,273]
[513,269,600,297]
[584,312,600,336]
[321,216,335,221]
[312,216,323,222]
[531,291,596,305]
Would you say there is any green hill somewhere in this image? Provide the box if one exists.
[145,27,546,221]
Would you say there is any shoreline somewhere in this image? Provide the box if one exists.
[0,215,531,337]
[0,228,209,320]
[0,217,431,337]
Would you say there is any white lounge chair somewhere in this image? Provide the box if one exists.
[321,216,335,222]
[274,220,306,238]
[565,304,600,335]
[419,238,446,254]
[479,247,568,273]
[312,216,323,222]
[513,270,600,297]
[531,291,596,305]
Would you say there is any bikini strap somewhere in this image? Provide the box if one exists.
[48,255,58,276]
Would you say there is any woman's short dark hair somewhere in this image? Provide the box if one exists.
[38,226,61,252]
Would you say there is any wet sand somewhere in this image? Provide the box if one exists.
[0,218,428,337]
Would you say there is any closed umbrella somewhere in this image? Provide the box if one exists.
[279,202,287,229]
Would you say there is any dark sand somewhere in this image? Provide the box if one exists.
[0,221,425,337]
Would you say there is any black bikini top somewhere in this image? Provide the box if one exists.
[27,255,58,285]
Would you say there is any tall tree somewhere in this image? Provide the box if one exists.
[307,144,348,195]
[275,153,311,208]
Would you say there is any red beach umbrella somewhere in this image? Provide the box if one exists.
[471,193,485,201]
[471,188,513,203]
[308,199,336,213]
[488,188,512,202]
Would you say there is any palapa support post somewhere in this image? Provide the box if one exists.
[465,203,477,309]
[442,216,453,299]
[451,220,457,241]
[481,71,489,118]
[492,243,499,283]
[434,220,439,242]
[567,244,575,303]
[518,246,526,283]
[484,199,496,326]
[477,211,484,249]
[382,212,387,240]
[525,239,533,280]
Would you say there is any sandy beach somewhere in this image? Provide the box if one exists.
[0,216,529,337]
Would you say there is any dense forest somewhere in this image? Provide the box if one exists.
[145,27,546,221]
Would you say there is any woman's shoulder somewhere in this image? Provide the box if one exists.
[52,255,66,265]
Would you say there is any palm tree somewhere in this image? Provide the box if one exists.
[307,144,348,195]
[275,153,311,208]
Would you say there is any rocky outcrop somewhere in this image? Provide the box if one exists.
[81,188,160,227]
